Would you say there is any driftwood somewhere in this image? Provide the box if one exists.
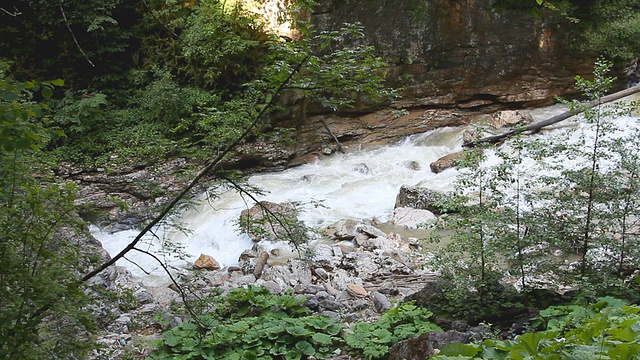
[464,84,640,147]
[253,251,270,279]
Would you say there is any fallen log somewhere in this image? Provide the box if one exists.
[464,84,640,147]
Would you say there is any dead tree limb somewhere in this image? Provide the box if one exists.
[464,84,640,147]
[59,1,94,67]
[320,116,346,153]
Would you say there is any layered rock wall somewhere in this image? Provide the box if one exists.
[311,0,596,108]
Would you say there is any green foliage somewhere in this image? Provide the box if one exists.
[149,285,344,359]
[152,288,443,360]
[433,298,640,359]
[345,302,442,360]
[498,1,640,58]
[579,0,640,60]
[0,72,98,358]
[429,59,640,313]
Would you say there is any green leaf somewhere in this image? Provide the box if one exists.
[295,340,316,356]
[311,332,333,345]
[41,86,53,99]
[439,343,480,357]
[2,91,18,101]
[287,326,312,337]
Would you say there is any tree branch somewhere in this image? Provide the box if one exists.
[59,1,95,67]
[80,54,309,283]
[0,6,22,16]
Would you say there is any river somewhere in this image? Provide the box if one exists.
[91,96,640,285]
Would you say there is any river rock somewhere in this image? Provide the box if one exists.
[313,243,340,268]
[371,291,392,313]
[387,331,475,360]
[430,151,465,173]
[346,283,368,298]
[239,201,298,241]
[330,269,362,291]
[395,185,452,214]
[356,224,387,239]
[353,163,370,174]
[192,254,220,270]
[323,219,359,240]
[389,207,437,228]
[403,160,421,171]
[489,110,534,129]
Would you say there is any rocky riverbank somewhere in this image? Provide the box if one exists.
[83,107,548,358]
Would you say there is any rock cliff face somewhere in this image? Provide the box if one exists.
[311,0,595,108]
[277,0,605,162]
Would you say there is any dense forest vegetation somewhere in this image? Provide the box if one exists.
[1,0,640,358]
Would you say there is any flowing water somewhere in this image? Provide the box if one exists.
[91,95,640,285]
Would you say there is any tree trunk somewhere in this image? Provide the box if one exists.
[464,84,640,147]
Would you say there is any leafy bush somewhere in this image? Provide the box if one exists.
[345,302,442,360]
[149,286,344,360]
[433,297,640,359]
[151,287,444,360]
[0,73,98,358]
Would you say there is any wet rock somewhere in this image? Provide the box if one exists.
[239,248,258,261]
[192,254,220,271]
[395,185,452,214]
[239,201,298,242]
[389,207,437,228]
[403,160,421,171]
[353,163,370,174]
[430,151,464,173]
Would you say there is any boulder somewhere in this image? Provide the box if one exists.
[394,185,452,214]
[192,254,220,271]
[430,151,465,173]
[390,207,437,228]
[387,331,474,360]
[489,110,534,129]
[356,224,387,239]
[323,219,359,240]
[239,201,298,242]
